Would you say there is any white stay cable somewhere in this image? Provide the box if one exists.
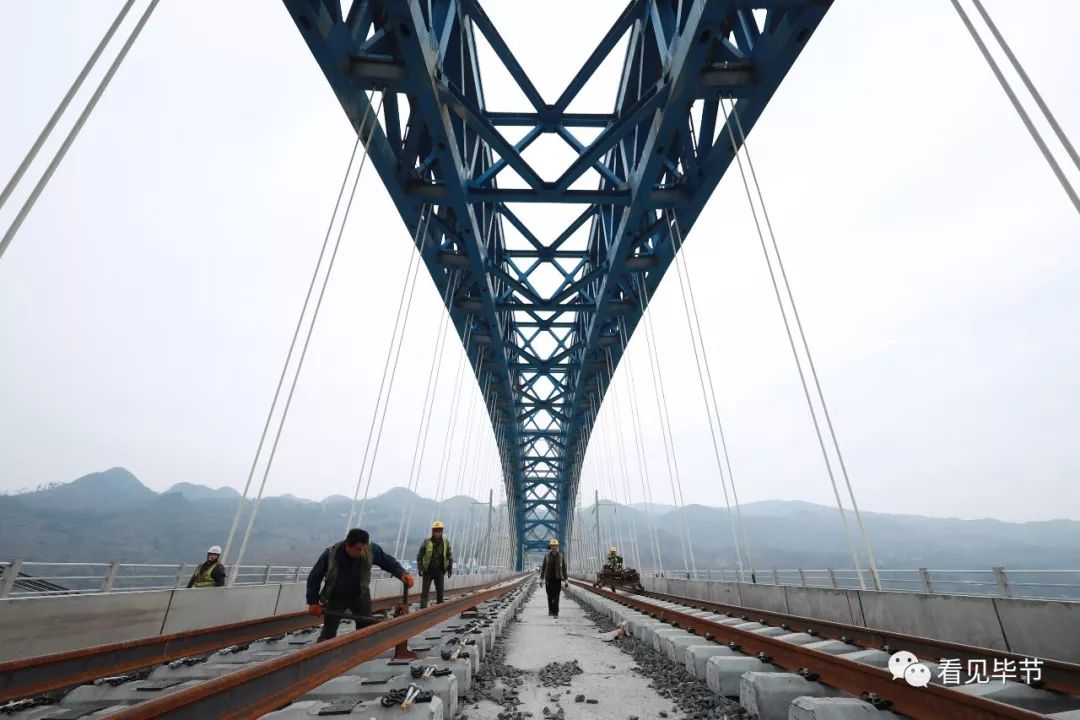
[634,274,697,578]
[969,0,1079,175]
[629,298,690,576]
[346,204,432,530]
[457,423,491,567]
[223,92,376,566]
[609,369,639,569]
[950,0,1079,214]
[604,350,644,572]
[432,351,468,510]
[589,395,625,558]
[666,209,751,582]
[354,218,431,528]
[232,92,386,578]
[601,416,629,560]
[600,408,630,569]
[0,0,160,261]
[447,369,486,536]
[600,393,640,570]
[731,103,883,590]
[601,407,630,562]
[473,455,498,567]
[618,324,665,576]
[428,329,473,526]
[458,433,489,565]
[0,0,136,211]
[721,98,872,590]
[395,271,461,558]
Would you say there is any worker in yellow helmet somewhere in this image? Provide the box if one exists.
[187,545,226,588]
[416,520,453,608]
[606,546,623,570]
[538,538,567,617]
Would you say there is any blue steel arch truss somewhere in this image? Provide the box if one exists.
[283,0,830,568]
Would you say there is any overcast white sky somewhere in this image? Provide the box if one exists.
[1,1,1078,523]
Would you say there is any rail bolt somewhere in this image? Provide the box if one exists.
[859,692,894,711]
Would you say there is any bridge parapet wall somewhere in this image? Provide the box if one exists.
[640,576,1080,663]
[0,573,515,662]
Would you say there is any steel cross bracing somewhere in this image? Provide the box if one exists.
[283,0,829,569]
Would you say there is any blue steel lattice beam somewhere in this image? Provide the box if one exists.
[282,0,830,569]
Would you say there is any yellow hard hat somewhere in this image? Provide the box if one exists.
[432,521,444,530]
[549,539,559,546]
[609,546,617,553]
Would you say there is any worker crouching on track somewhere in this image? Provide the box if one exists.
[187,545,226,588]
[417,520,453,608]
[606,546,623,570]
[306,528,415,641]
[539,538,568,617]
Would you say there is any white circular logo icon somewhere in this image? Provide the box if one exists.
[888,651,919,681]
[904,663,932,687]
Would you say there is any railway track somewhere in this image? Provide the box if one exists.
[107,576,529,719]
[0,577,505,704]
[571,580,1080,719]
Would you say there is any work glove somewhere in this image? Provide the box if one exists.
[402,573,415,589]
[446,567,452,577]
[307,604,323,617]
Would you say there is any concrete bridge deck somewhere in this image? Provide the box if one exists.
[2,576,1080,718]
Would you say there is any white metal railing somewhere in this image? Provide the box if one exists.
[0,559,509,598]
[645,567,1080,601]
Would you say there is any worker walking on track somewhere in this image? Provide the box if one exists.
[306,528,414,641]
[539,538,567,617]
[417,520,453,608]
[187,545,226,588]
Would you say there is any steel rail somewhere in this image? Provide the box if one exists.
[575,581,1056,720]
[107,576,527,719]
[632,585,1080,697]
[0,578,502,703]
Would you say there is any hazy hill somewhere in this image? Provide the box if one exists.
[12,467,157,515]
[166,482,241,501]
[0,469,498,567]
[2,468,1078,573]
[583,500,1080,572]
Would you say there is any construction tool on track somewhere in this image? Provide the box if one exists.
[593,565,644,593]
[321,610,380,627]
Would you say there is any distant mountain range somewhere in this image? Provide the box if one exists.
[0,468,499,567]
[585,498,1080,572]
[2,467,1077,571]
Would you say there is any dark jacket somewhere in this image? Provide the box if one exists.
[417,536,453,575]
[305,541,405,605]
[540,551,567,583]
[186,560,226,588]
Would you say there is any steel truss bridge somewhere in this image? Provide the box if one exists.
[283,0,830,568]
